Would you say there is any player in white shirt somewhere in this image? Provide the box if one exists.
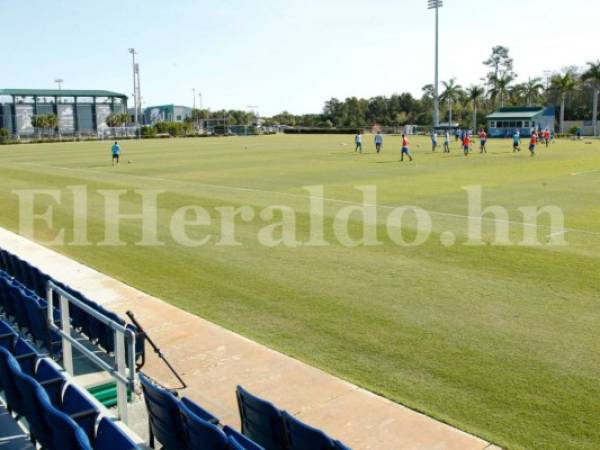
[355,132,363,153]
[374,132,383,153]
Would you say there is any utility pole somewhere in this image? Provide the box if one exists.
[54,79,64,90]
[428,0,443,127]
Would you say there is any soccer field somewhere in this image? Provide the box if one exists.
[1,134,599,450]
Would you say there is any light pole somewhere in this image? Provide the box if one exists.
[54,78,64,90]
[543,70,552,90]
[428,0,443,127]
[128,48,142,125]
[198,92,203,110]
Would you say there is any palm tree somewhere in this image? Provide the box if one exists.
[523,77,545,106]
[440,78,463,125]
[582,61,600,136]
[489,73,515,108]
[467,85,486,132]
[550,71,578,134]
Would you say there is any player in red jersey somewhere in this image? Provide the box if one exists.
[400,134,413,162]
[463,133,471,156]
[544,129,551,148]
[529,131,538,157]
[479,128,488,153]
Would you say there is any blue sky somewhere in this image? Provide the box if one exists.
[3,0,597,115]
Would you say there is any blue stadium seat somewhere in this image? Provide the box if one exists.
[0,319,17,348]
[139,372,187,450]
[0,346,27,417]
[60,384,101,440]
[11,337,40,375]
[282,411,347,450]
[39,389,93,450]
[223,426,266,450]
[180,397,219,424]
[94,417,139,450]
[23,295,62,357]
[333,440,352,450]
[1,279,21,320]
[179,399,229,450]
[34,358,67,406]
[11,363,53,448]
[236,386,287,450]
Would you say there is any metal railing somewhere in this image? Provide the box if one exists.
[46,281,136,424]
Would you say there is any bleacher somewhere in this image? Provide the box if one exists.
[0,246,353,450]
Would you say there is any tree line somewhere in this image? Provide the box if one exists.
[262,47,600,135]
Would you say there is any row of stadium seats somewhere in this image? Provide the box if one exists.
[0,318,138,450]
[0,248,145,365]
[0,271,63,357]
[1,246,353,450]
[139,372,351,450]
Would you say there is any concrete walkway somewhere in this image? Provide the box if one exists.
[0,227,498,450]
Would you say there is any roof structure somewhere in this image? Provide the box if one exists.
[0,89,127,98]
[486,107,545,120]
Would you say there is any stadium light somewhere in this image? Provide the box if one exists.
[128,48,142,126]
[54,78,64,90]
[428,0,443,127]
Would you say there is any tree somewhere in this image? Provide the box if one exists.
[550,71,578,133]
[32,114,58,137]
[582,61,600,136]
[489,73,515,108]
[523,77,545,106]
[272,111,296,126]
[440,78,463,125]
[467,85,486,132]
[483,46,516,81]
[106,112,130,128]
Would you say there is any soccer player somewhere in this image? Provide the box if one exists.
[462,132,470,156]
[355,132,363,153]
[400,134,413,162]
[479,128,488,153]
[375,131,383,153]
[544,129,551,148]
[431,131,438,152]
[529,131,538,157]
[111,141,121,166]
[444,130,451,153]
[513,131,521,152]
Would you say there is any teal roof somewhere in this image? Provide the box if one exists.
[486,107,544,120]
[0,89,127,98]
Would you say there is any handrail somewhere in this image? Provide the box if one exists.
[46,280,136,424]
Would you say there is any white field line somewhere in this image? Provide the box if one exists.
[9,161,600,238]
[571,169,600,176]
[547,230,568,238]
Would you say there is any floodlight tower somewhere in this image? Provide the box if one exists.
[247,105,259,125]
[428,0,443,127]
[54,78,64,90]
[128,48,142,125]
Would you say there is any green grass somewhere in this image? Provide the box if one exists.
[1,134,600,450]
